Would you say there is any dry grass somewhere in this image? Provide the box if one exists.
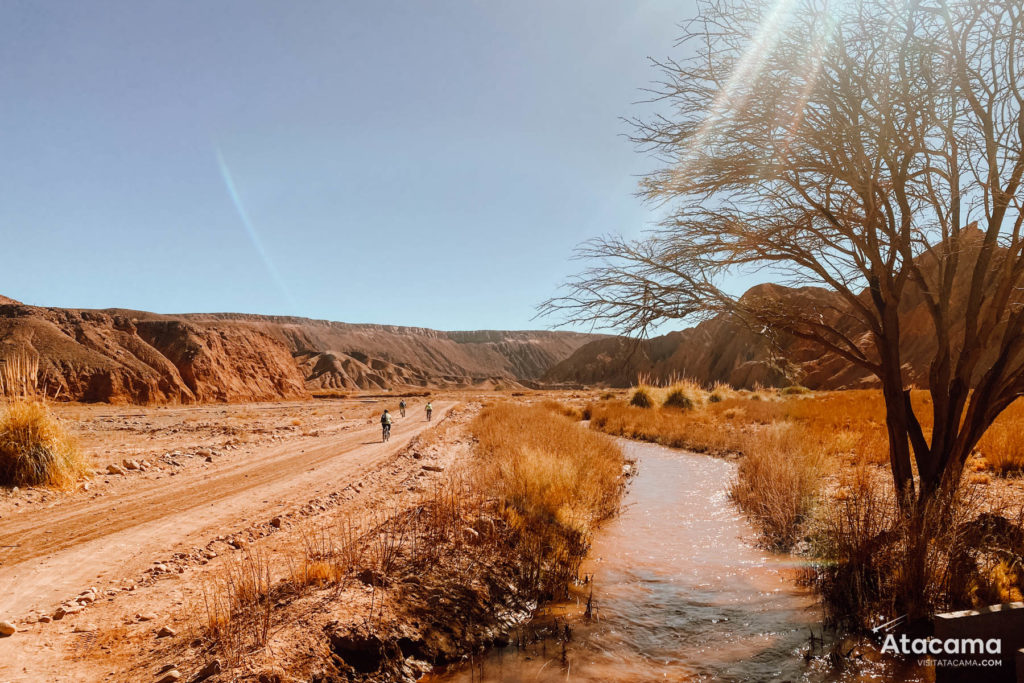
[629,387,653,408]
[472,402,625,595]
[728,423,825,550]
[583,380,1024,627]
[0,400,86,488]
[199,549,274,665]
[0,352,39,398]
[978,421,1024,476]
[189,402,627,671]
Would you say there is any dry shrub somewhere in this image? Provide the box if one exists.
[809,466,1023,627]
[0,400,86,488]
[781,385,811,395]
[289,523,349,589]
[471,402,624,595]
[663,388,695,410]
[809,466,902,627]
[200,549,274,664]
[629,387,653,408]
[729,423,824,550]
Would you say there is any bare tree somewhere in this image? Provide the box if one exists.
[543,0,1024,520]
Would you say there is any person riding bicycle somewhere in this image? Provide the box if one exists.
[399,399,406,417]
[381,409,392,441]
[425,401,433,421]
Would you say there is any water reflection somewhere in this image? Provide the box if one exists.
[426,440,923,682]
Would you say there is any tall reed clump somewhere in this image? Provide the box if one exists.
[728,423,825,550]
[471,403,625,597]
[0,353,85,488]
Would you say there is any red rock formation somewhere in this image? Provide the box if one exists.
[0,301,600,403]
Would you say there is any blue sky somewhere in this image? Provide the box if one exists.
[1,1,697,330]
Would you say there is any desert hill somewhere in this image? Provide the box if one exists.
[0,300,600,403]
[544,240,990,391]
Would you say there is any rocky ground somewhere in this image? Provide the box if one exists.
[0,394,477,682]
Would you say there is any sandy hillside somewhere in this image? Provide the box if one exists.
[0,299,601,403]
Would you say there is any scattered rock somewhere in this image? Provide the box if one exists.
[51,606,79,621]
[37,615,51,623]
[156,663,177,674]
[155,670,181,683]
[191,659,222,682]
[156,625,177,638]
[270,517,282,529]
[137,613,158,622]
[123,459,140,470]
[421,465,444,472]
[73,623,96,633]
[0,621,16,636]
[106,464,127,476]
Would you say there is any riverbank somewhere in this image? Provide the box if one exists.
[101,400,628,682]
[579,387,1024,632]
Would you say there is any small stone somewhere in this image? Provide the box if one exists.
[106,464,127,476]
[156,663,177,674]
[421,464,444,472]
[156,625,176,638]
[0,621,16,636]
[122,459,140,470]
[38,615,51,623]
[192,659,222,681]
[270,517,282,528]
[73,623,96,633]
[137,613,158,622]
[154,670,181,683]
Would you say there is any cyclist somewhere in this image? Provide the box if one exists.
[425,401,433,422]
[399,399,406,418]
[381,409,392,442]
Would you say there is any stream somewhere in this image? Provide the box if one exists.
[426,439,922,682]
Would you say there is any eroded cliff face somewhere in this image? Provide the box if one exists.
[0,302,600,403]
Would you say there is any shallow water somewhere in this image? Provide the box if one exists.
[426,440,922,682]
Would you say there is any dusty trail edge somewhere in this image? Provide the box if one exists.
[0,401,455,681]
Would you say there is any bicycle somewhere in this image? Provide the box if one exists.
[382,423,391,442]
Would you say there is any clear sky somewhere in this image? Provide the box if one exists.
[1,1,696,330]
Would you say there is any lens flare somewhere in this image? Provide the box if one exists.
[215,148,297,311]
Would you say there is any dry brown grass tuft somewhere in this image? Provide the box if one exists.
[629,387,653,408]
[199,549,274,664]
[472,402,625,595]
[729,423,825,550]
[0,400,86,488]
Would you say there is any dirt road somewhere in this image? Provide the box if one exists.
[0,401,453,679]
